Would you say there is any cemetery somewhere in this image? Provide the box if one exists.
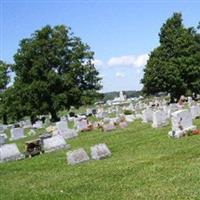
[0,94,200,199]
[1,2,200,199]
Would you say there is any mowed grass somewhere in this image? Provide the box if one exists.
[1,119,200,200]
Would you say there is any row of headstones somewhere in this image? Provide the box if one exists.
[141,104,200,127]
[67,143,111,165]
[0,133,111,164]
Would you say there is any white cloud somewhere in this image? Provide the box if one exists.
[107,54,149,68]
[116,72,125,78]
[92,59,104,67]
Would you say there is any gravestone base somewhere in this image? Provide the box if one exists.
[168,125,196,138]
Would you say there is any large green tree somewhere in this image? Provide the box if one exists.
[0,60,10,90]
[141,13,200,100]
[12,25,101,121]
[0,60,10,124]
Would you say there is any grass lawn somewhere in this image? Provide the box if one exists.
[0,118,200,200]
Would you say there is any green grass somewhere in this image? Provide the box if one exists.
[0,119,200,200]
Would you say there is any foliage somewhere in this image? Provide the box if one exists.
[12,25,101,121]
[142,13,200,101]
[123,110,133,115]
[0,60,10,90]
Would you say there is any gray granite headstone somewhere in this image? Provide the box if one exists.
[0,143,24,163]
[56,121,78,139]
[42,135,70,153]
[0,134,7,146]
[67,148,89,165]
[10,128,25,141]
[91,143,111,160]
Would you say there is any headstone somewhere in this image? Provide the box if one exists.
[91,143,111,160]
[119,121,128,128]
[142,108,153,123]
[76,119,88,131]
[96,111,108,119]
[188,96,193,106]
[33,121,43,129]
[0,134,7,146]
[109,117,119,125]
[102,123,116,132]
[42,135,70,153]
[56,121,78,139]
[10,128,25,141]
[190,105,200,119]
[0,125,5,134]
[67,148,90,165]
[0,144,24,163]
[125,115,135,123]
[168,109,196,138]
[23,120,32,129]
[152,110,168,128]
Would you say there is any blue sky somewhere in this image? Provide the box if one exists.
[1,0,200,92]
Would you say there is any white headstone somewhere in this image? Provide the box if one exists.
[125,115,135,123]
[168,109,196,138]
[33,121,43,129]
[10,128,25,141]
[67,148,90,165]
[0,144,24,163]
[42,135,70,153]
[56,121,78,140]
[76,119,88,131]
[190,105,200,119]
[142,108,153,123]
[0,134,7,146]
[0,125,4,134]
[188,96,193,106]
[152,110,168,128]
[91,143,111,160]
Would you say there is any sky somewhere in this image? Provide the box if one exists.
[0,0,200,92]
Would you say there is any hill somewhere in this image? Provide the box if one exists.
[103,90,141,101]
[0,118,200,199]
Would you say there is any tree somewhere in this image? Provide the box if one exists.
[12,25,102,121]
[0,60,11,124]
[0,60,10,90]
[141,13,200,101]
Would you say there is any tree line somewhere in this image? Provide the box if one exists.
[0,12,199,124]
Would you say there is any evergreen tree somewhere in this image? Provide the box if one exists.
[12,25,102,121]
[141,13,200,100]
